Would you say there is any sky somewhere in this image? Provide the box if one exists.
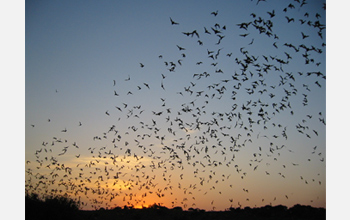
[23,0,328,211]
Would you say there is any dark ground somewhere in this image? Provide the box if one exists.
[25,194,325,220]
[77,205,325,220]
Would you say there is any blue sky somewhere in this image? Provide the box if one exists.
[23,0,330,211]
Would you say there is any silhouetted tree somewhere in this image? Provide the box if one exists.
[25,193,81,220]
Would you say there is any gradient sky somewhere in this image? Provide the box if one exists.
[25,0,326,211]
